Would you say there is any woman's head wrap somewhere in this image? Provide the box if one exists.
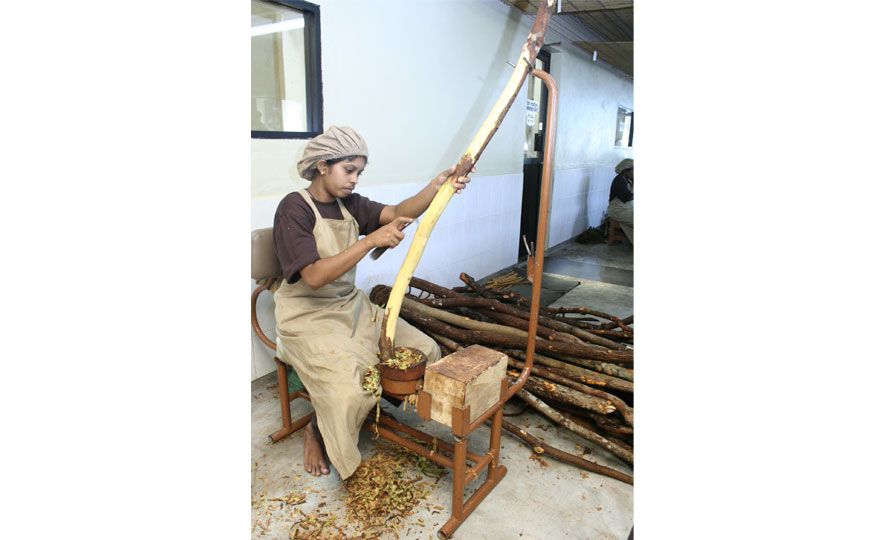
[615,158,634,174]
[297,126,369,180]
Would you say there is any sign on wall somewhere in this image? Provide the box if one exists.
[526,99,539,127]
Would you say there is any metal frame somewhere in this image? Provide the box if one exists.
[253,69,558,540]
[251,0,324,139]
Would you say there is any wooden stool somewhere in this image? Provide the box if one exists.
[607,219,628,245]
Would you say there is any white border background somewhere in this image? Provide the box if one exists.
[3,1,884,538]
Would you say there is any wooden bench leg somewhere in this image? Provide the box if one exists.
[269,358,312,443]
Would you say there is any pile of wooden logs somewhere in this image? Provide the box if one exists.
[369,273,634,485]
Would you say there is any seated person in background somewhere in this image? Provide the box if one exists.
[607,158,634,244]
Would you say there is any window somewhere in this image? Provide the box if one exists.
[614,106,633,148]
[251,0,323,138]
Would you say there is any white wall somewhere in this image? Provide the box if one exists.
[251,0,633,379]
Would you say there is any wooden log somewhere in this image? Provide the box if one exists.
[402,282,628,351]
[598,315,634,331]
[500,419,633,485]
[399,307,632,364]
[475,307,559,340]
[546,305,629,323]
[585,328,634,342]
[458,272,499,299]
[378,1,558,361]
[400,296,536,340]
[374,284,561,340]
[589,413,634,436]
[409,277,461,299]
[488,280,630,325]
[459,273,627,350]
[517,389,633,465]
[507,358,633,426]
[542,403,633,446]
[504,349,633,392]
[560,411,633,451]
[425,331,463,353]
[424,345,508,427]
[412,293,576,339]
[511,348,634,381]
[512,370,616,416]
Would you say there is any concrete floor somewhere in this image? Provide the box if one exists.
[251,239,633,539]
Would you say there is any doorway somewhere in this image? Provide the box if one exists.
[518,48,551,260]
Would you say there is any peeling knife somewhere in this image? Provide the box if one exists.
[369,219,415,260]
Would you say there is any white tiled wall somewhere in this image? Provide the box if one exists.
[250,173,523,380]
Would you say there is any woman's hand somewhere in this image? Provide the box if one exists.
[431,165,474,195]
[367,216,413,249]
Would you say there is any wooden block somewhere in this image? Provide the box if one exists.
[423,345,508,428]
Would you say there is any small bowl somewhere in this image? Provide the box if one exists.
[378,347,428,396]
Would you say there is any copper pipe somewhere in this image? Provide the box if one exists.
[464,68,558,435]
[509,68,557,397]
[251,278,277,350]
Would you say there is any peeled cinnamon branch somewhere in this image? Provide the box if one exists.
[378,1,557,361]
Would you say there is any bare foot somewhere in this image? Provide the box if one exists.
[303,415,330,476]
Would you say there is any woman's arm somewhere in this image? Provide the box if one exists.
[299,216,414,289]
[379,166,472,225]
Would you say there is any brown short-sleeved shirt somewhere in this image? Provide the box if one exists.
[274,191,386,283]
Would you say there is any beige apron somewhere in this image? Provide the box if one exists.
[274,189,441,479]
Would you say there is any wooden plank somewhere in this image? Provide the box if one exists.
[423,345,508,428]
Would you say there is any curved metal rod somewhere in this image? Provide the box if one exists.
[466,68,558,433]
[251,278,277,351]
[506,68,557,397]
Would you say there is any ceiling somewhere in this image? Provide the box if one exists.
[498,0,633,78]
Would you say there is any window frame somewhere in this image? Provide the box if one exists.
[251,0,323,139]
[614,105,634,148]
